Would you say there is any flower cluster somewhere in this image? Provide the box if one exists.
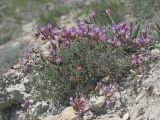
[112,23,130,39]
[34,9,151,68]
[19,48,39,76]
[130,29,151,65]
[19,50,30,75]
[59,22,106,43]
[107,23,130,47]
[131,53,139,65]
[88,26,106,42]
[133,29,151,51]
[21,98,29,112]
[35,23,56,40]
[104,8,111,16]
[95,82,114,97]
[44,49,62,65]
[70,96,86,112]
[20,8,152,77]
[102,85,113,97]
[36,21,106,44]
[95,82,115,108]
[34,20,106,68]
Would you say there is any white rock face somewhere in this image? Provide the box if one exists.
[89,96,106,108]
[122,113,130,120]
[83,110,94,120]
[128,52,160,120]
[89,96,106,114]
[6,84,25,93]
[22,21,35,33]
[61,107,82,120]
[0,68,58,120]
[31,101,50,117]
[40,115,59,120]
[94,114,121,120]
[16,111,40,120]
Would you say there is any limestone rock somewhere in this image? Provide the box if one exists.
[61,107,82,120]
[22,21,35,33]
[95,114,122,120]
[122,113,130,120]
[31,101,50,117]
[89,96,106,108]
[16,111,40,120]
[83,110,94,120]
[89,96,106,114]
[41,115,59,120]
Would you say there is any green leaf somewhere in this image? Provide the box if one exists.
[132,23,140,39]
[155,23,160,35]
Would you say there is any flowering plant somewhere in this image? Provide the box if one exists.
[21,98,29,113]
[70,96,86,112]
[19,8,151,106]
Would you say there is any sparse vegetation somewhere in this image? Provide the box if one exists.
[1,0,160,117]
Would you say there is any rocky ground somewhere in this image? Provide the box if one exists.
[1,0,160,120]
[0,49,160,120]
[0,21,36,79]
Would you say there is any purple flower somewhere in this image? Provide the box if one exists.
[50,29,56,39]
[23,64,29,75]
[21,98,29,112]
[112,24,118,33]
[143,37,150,44]
[48,47,55,55]
[59,38,71,48]
[47,23,53,31]
[69,96,86,112]
[77,96,85,112]
[140,29,151,44]
[107,38,114,45]
[106,100,114,108]
[140,47,145,52]
[134,30,150,47]
[79,96,85,104]
[90,11,96,17]
[35,23,56,40]
[107,38,121,47]
[95,82,102,91]
[88,27,98,40]
[134,37,141,45]
[77,29,84,37]
[98,31,106,42]
[131,54,138,65]
[112,23,130,40]
[141,29,147,38]
[22,49,30,59]
[61,27,68,38]
[88,27,106,42]
[50,40,59,49]
[70,97,75,107]
[115,40,121,47]
[104,8,111,16]
[55,56,61,64]
[68,27,77,39]
[76,21,88,36]
[102,85,112,96]
[60,26,78,40]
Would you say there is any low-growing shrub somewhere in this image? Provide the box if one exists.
[19,9,151,107]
